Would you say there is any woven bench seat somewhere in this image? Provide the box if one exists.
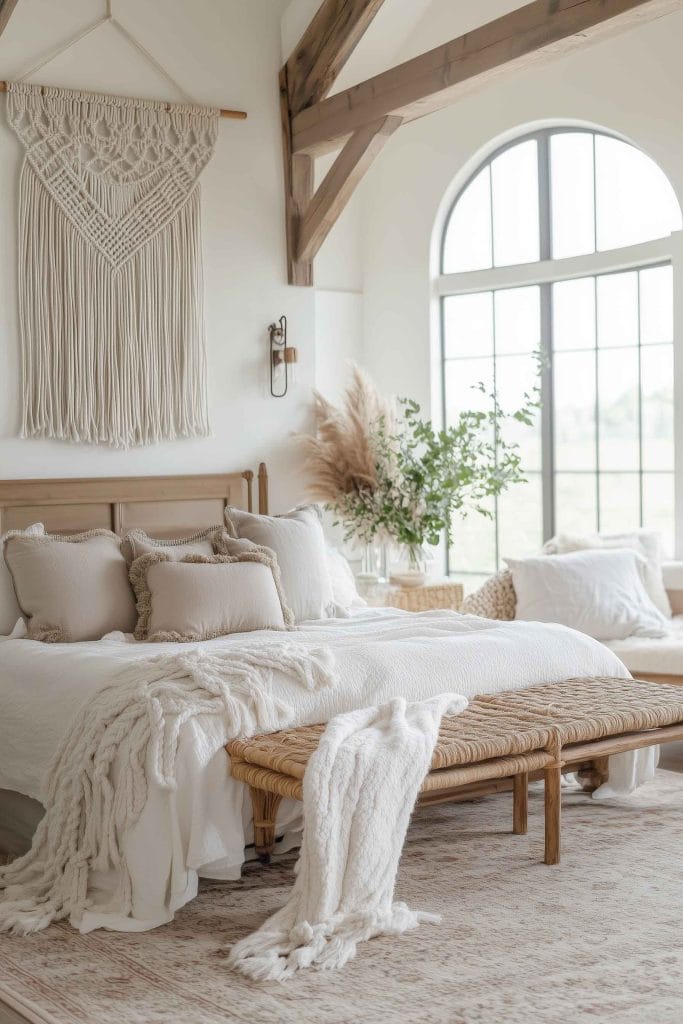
[227,676,683,866]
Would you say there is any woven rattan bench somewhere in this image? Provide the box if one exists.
[227,676,683,866]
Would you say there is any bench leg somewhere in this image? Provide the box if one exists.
[544,761,562,865]
[577,756,610,793]
[512,772,528,835]
[249,787,283,864]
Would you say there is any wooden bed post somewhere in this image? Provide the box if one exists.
[241,470,254,513]
[258,463,269,515]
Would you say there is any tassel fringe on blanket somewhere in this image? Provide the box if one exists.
[0,643,336,935]
[6,83,218,447]
[228,692,468,981]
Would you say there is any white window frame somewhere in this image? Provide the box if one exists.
[435,127,683,567]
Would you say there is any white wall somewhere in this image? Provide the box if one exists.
[0,0,361,513]
[7,0,680,536]
[359,8,683,551]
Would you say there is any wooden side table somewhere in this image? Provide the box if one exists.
[363,579,464,612]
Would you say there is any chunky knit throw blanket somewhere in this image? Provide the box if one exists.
[0,643,335,935]
[229,691,468,981]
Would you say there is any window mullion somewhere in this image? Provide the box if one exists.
[538,129,552,263]
[540,282,555,541]
[594,276,601,532]
[637,271,644,526]
[437,237,673,297]
[538,131,555,541]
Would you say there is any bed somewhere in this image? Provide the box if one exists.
[0,467,652,934]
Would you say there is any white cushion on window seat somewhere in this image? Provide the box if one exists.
[605,614,683,676]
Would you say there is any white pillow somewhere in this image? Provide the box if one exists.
[506,549,669,641]
[543,529,671,617]
[0,523,45,635]
[326,547,366,613]
[224,505,334,622]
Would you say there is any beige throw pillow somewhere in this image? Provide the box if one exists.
[460,570,516,620]
[224,505,334,622]
[120,526,228,566]
[3,530,137,642]
[129,544,294,642]
[0,523,45,635]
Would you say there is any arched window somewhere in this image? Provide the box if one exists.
[439,128,681,587]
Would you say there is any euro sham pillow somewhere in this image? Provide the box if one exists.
[3,529,137,642]
[543,528,671,617]
[129,544,294,642]
[120,526,227,566]
[506,548,669,642]
[0,523,45,635]
[224,505,334,622]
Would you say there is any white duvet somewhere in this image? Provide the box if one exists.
[0,608,651,932]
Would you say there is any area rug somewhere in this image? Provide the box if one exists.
[1,771,682,1024]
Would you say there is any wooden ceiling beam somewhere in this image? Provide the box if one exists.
[285,0,387,117]
[297,114,401,266]
[280,65,314,286]
[280,0,388,285]
[292,0,683,157]
[281,0,683,283]
[0,0,19,36]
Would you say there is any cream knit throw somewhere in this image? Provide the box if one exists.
[229,692,468,981]
[6,83,218,447]
[0,643,335,935]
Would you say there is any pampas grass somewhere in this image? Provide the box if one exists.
[299,366,393,505]
[299,362,539,551]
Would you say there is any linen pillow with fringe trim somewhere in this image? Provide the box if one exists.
[129,543,295,642]
[120,526,231,567]
[3,529,136,642]
[1,522,45,636]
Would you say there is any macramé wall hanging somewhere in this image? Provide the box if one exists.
[6,82,219,447]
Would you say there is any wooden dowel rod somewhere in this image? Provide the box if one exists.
[0,80,246,119]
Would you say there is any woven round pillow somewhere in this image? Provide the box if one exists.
[460,570,517,620]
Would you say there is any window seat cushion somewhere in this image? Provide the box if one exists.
[605,615,683,676]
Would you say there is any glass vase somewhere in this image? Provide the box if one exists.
[358,542,378,580]
[377,541,391,583]
[394,544,427,587]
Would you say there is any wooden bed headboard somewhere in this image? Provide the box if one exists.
[0,462,269,537]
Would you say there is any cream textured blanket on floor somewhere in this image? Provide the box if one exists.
[0,644,335,935]
[229,692,468,980]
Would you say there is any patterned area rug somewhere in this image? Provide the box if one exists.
[1,771,682,1024]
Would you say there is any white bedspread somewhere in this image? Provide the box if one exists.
[0,609,647,932]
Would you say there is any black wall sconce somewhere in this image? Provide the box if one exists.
[268,315,297,397]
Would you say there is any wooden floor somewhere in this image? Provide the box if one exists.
[2,746,682,1024]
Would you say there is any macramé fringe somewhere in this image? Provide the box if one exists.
[7,82,217,448]
[17,165,210,447]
